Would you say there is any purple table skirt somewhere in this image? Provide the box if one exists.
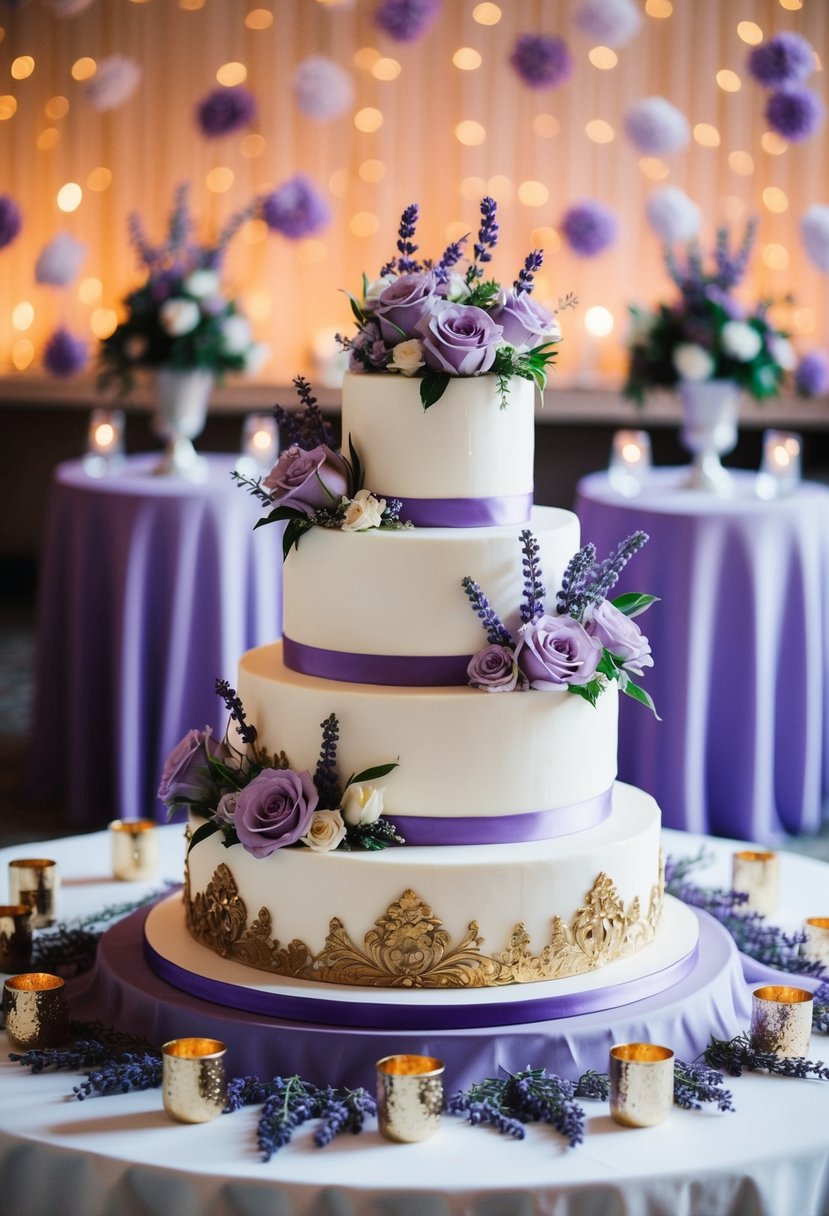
[575,469,829,841]
[28,454,282,828]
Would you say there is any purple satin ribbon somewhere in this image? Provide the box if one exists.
[387,491,533,528]
[284,637,471,686]
[143,928,699,1030]
[394,787,614,845]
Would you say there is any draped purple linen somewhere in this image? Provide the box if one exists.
[575,469,829,840]
[27,455,283,829]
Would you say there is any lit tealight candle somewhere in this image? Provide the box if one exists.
[609,429,652,497]
[84,408,125,476]
[236,413,279,476]
[756,429,802,499]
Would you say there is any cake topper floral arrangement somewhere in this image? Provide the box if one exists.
[233,377,410,558]
[158,680,402,858]
[624,219,798,404]
[463,530,658,716]
[98,184,269,396]
[338,197,574,408]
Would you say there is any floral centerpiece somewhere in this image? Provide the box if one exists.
[158,680,402,858]
[338,197,573,408]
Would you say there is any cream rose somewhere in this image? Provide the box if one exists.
[341,488,386,532]
[364,274,395,307]
[341,783,385,827]
[673,342,714,381]
[159,297,201,336]
[301,808,347,852]
[183,268,221,299]
[389,338,425,376]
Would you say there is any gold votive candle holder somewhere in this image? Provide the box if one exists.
[376,1054,445,1143]
[609,1043,675,1129]
[732,849,779,918]
[0,905,33,973]
[8,858,59,928]
[3,973,70,1051]
[162,1037,227,1123]
[750,985,814,1059]
[109,819,160,881]
[802,918,829,966]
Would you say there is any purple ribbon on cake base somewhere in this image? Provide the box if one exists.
[284,637,471,686]
[395,787,614,845]
[387,491,533,528]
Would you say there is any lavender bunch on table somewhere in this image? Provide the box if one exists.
[704,1034,829,1082]
[672,1059,735,1111]
[445,1065,586,1148]
[812,983,829,1034]
[225,1075,376,1161]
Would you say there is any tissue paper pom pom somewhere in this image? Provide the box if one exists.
[373,0,441,43]
[35,233,87,286]
[196,85,258,138]
[509,34,572,89]
[85,55,142,111]
[800,204,829,272]
[624,96,690,155]
[43,328,88,377]
[765,87,825,143]
[293,56,354,121]
[0,195,22,250]
[574,0,641,48]
[748,32,815,89]
[795,350,829,397]
[262,176,331,239]
[645,187,702,244]
[561,200,618,257]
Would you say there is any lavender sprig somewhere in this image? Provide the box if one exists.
[514,249,543,296]
[555,542,597,618]
[573,1070,610,1101]
[467,196,499,283]
[273,375,335,451]
[215,678,258,745]
[314,713,341,809]
[74,1050,163,1100]
[432,234,468,284]
[519,529,546,624]
[813,983,829,1033]
[587,530,649,606]
[704,1033,829,1082]
[29,890,173,978]
[313,1085,377,1146]
[445,1065,586,1148]
[461,576,513,647]
[394,203,420,274]
[673,1059,735,1111]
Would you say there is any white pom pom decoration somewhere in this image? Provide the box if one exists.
[85,55,142,112]
[624,96,690,156]
[800,204,829,272]
[35,233,87,287]
[645,187,702,244]
[574,0,642,48]
[293,56,354,122]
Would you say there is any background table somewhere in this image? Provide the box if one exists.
[575,468,829,842]
[27,454,282,829]
[0,826,827,1216]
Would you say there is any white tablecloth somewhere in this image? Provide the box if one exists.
[1,828,828,1216]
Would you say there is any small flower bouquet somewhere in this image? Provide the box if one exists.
[158,680,403,858]
[98,184,269,395]
[624,220,796,404]
[338,197,574,408]
[464,529,658,716]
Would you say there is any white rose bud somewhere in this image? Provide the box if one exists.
[341,488,386,532]
[445,273,472,303]
[673,342,715,381]
[768,335,796,371]
[721,320,762,363]
[301,808,347,853]
[389,338,425,376]
[364,274,395,307]
[159,297,201,336]
[341,784,385,827]
[183,268,221,299]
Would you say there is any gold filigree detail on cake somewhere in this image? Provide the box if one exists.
[186,860,665,989]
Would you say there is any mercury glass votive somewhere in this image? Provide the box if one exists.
[609,1043,674,1128]
[608,429,652,498]
[750,986,813,1059]
[732,850,779,918]
[0,905,33,973]
[756,429,802,500]
[3,973,70,1051]
[109,819,160,881]
[8,858,59,928]
[802,918,829,966]
[376,1054,445,1143]
[162,1038,227,1123]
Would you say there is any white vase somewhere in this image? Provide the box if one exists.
[152,368,213,477]
[678,379,742,494]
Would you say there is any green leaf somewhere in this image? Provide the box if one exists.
[282,517,312,559]
[621,679,661,720]
[347,433,363,494]
[568,678,602,708]
[187,820,221,854]
[611,592,659,619]
[596,650,621,679]
[253,504,309,530]
[346,761,399,786]
[343,289,367,324]
[420,372,450,409]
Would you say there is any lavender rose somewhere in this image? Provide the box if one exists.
[467,644,523,692]
[514,614,603,689]
[418,302,504,375]
[372,271,438,344]
[234,768,319,858]
[157,726,225,806]
[490,290,560,351]
[587,600,654,677]
[263,444,348,515]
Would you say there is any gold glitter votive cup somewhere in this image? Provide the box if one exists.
[750,986,814,1059]
[3,973,70,1051]
[0,905,33,973]
[803,918,829,965]
[732,850,779,918]
[109,819,160,881]
[162,1038,227,1123]
[8,858,59,928]
[376,1054,445,1143]
[609,1043,675,1129]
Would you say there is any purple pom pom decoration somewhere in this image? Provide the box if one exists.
[373,0,441,43]
[624,96,690,155]
[196,85,258,139]
[800,204,829,272]
[795,350,829,397]
[574,0,641,48]
[509,34,573,90]
[43,327,88,377]
[561,201,618,258]
[0,194,22,250]
[85,55,141,112]
[262,176,331,240]
[765,87,825,143]
[748,32,815,89]
[293,56,354,121]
